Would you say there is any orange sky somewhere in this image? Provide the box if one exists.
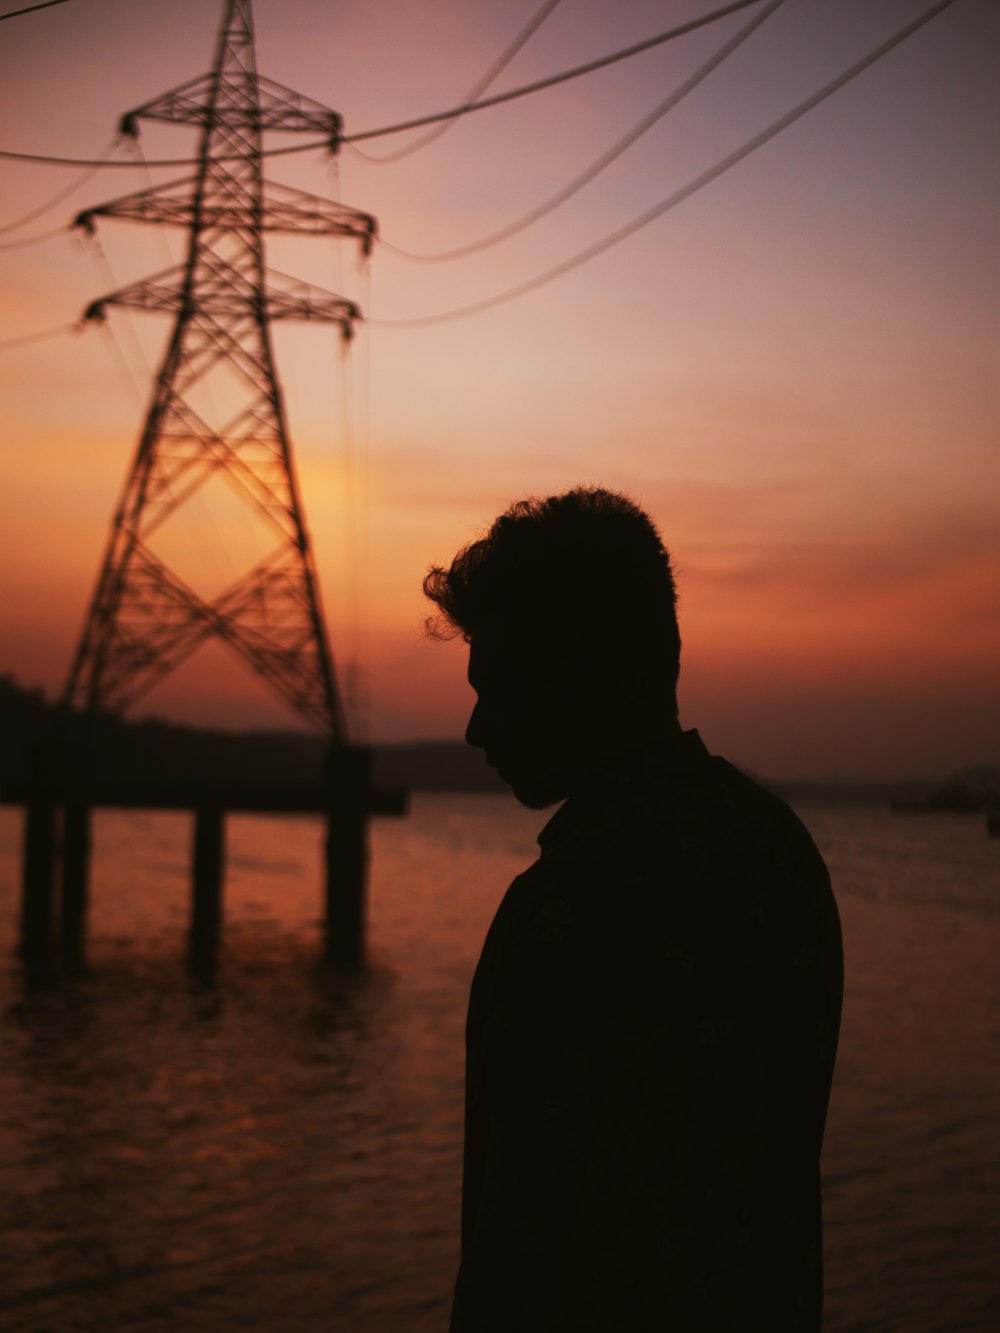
[1,0,998,779]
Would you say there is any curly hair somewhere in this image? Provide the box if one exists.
[423,486,681,691]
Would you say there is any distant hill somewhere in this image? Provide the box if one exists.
[372,741,504,792]
[1,674,992,804]
[0,675,503,793]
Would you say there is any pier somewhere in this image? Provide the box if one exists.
[3,744,407,977]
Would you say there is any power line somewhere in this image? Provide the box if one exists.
[0,0,72,21]
[0,222,68,251]
[0,138,122,236]
[0,320,79,351]
[372,0,961,328]
[351,0,563,165]
[0,0,765,169]
[344,0,763,145]
[383,0,785,262]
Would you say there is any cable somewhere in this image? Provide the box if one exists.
[384,0,785,262]
[351,0,563,165]
[343,0,765,147]
[124,136,178,268]
[0,0,72,20]
[95,318,148,407]
[0,0,765,169]
[0,138,122,236]
[0,222,68,251]
[83,230,152,383]
[0,320,79,351]
[372,0,961,328]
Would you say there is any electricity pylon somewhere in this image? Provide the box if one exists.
[64,0,376,739]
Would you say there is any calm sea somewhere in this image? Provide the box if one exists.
[0,796,997,1331]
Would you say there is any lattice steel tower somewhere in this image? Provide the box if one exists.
[64,0,375,739]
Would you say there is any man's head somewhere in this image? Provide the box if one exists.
[423,487,681,808]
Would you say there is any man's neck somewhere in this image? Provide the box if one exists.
[564,714,684,794]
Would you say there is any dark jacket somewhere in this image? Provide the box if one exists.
[451,730,843,1332]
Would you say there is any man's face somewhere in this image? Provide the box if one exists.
[465,615,579,810]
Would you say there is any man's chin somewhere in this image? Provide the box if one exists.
[502,769,567,811]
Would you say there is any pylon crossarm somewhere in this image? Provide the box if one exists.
[260,183,375,248]
[77,180,375,251]
[255,74,346,139]
[122,72,344,145]
[75,179,199,234]
[82,267,185,323]
[84,269,237,323]
[119,74,219,136]
[264,275,359,332]
[84,273,359,341]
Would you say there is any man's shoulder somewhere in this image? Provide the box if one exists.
[700,752,829,874]
[536,738,834,951]
[549,741,821,872]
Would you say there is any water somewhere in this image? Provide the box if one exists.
[0,797,997,1330]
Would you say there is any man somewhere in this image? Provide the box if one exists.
[424,487,843,1332]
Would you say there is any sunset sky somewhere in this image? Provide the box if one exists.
[1,0,997,780]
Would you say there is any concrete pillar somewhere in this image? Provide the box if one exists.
[60,800,92,972]
[190,804,224,978]
[324,745,371,968]
[20,797,58,966]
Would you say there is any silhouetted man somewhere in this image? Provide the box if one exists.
[424,488,843,1332]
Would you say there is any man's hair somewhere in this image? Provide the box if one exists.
[423,486,681,692]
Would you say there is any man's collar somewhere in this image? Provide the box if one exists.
[537,728,710,852]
